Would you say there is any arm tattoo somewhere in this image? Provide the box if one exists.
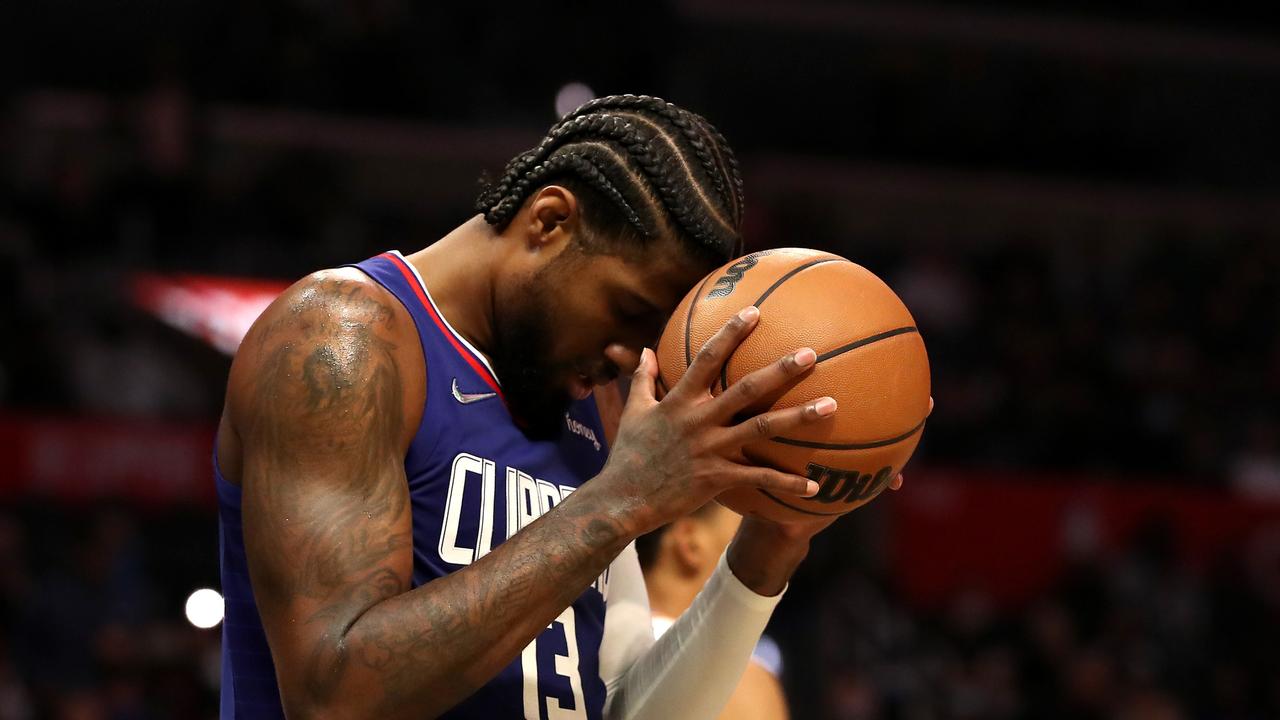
[236,272,634,719]
[339,496,630,714]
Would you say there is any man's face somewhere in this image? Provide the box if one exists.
[490,238,712,439]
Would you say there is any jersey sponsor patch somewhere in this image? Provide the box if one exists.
[565,413,602,452]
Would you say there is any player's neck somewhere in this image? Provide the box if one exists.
[404,215,502,362]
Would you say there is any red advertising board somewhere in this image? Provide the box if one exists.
[890,470,1280,608]
[0,415,217,506]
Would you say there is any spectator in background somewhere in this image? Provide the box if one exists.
[1232,418,1280,500]
[637,504,789,720]
[0,508,221,719]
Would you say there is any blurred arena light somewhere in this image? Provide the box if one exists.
[132,273,289,354]
[185,588,225,629]
[555,82,595,118]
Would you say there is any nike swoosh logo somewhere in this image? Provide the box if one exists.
[452,378,498,404]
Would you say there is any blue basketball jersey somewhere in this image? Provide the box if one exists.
[217,250,613,719]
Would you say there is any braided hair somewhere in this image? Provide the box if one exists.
[476,94,745,263]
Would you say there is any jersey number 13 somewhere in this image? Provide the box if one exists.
[521,607,587,720]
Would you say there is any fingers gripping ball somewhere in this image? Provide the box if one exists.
[655,249,931,522]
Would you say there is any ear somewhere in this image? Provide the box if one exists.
[521,185,581,252]
[669,518,706,576]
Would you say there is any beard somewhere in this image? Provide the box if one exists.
[488,266,576,442]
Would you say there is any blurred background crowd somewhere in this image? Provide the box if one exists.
[2,1,1278,718]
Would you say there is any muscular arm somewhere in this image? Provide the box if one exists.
[719,664,788,720]
[228,271,635,719]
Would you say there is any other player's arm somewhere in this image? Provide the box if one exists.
[719,664,789,720]
[230,271,640,719]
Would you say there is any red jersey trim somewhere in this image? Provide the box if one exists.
[380,252,504,399]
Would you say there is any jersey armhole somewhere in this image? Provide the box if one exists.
[346,263,440,462]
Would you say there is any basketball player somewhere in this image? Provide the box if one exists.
[637,503,789,720]
[215,95,905,719]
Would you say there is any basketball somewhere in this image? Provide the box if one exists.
[655,248,931,522]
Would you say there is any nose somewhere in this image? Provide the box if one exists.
[604,343,642,376]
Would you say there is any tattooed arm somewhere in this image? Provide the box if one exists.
[225,269,639,718]
[226,271,825,719]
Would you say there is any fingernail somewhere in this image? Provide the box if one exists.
[814,397,837,416]
[794,348,816,367]
[805,480,820,496]
[738,306,759,322]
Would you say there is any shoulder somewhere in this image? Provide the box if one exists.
[227,267,425,449]
[257,268,404,337]
[235,267,411,380]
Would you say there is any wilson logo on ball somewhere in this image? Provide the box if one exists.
[706,254,760,298]
[806,463,896,505]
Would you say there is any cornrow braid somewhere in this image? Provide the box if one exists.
[564,95,731,209]
[693,116,745,230]
[476,94,744,262]
[488,147,652,237]
[552,95,743,239]
[615,98,736,221]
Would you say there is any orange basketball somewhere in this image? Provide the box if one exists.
[655,248,931,522]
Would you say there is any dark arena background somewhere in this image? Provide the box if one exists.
[3,2,1280,718]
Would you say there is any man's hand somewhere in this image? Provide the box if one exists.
[598,306,838,536]
[727,396,934,596]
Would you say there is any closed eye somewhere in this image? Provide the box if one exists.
[611,289,668,346]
